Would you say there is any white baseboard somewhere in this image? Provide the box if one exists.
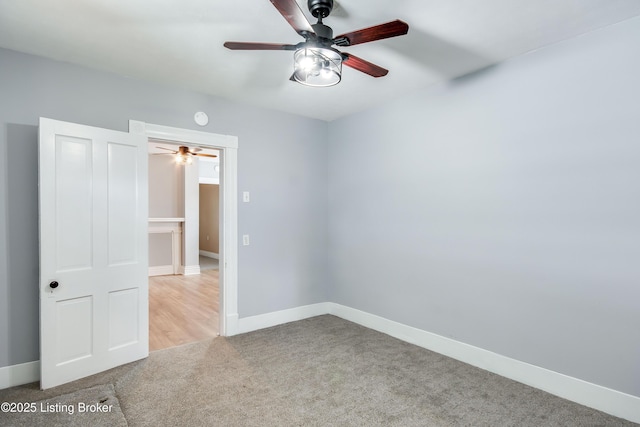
[148,265,174,276]
[0,360,40,390]
[237,303,331,335]
[326,303,640,424]
[199,250,219,259]
[183,265,201,276]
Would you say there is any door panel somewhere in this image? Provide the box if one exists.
[108,142,139,265]
[108,288,139,350]
[55,296,93,364]
[39,118,148,389]
[55,135,93,272]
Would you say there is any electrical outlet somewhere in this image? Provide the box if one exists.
[242,235,250,246]
[243,191,250,202]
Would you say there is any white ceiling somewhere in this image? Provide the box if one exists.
[1,0,640,121]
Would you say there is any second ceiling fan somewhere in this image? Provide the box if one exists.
[224,0,409,87]
[156,146,217,165]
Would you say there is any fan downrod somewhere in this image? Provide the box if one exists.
[308,0,333,19]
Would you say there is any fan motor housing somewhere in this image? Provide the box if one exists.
[311,23,333,40]
[308,0,333,18]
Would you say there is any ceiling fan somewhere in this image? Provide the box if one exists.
[156,146,217,165]
[224,0,409,87]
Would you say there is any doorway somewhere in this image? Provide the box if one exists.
[147,142,221,350]
[129,120,239,339]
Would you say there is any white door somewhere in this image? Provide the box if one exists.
[39,118,148,389]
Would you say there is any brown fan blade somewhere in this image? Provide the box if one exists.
[342,53,389,78]
[194,153,217,158]
[224,42,297,51]
[269,0,315,37]
[155,146,178,153]
[334,20,409,47]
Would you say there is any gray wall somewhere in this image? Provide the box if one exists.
[148,154,183,218]
[148,155,183,268]
[0,48,329,368]
[328,16,640,397]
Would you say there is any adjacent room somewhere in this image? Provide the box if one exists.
[1,0,639,425]
[148,142,221,351]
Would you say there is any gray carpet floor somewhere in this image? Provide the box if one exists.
[1,315,636,426]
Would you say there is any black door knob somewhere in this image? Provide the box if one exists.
[49,281,59,289]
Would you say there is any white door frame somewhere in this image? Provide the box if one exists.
[129,120,239,336]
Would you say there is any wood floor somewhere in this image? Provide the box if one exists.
[149,269,219,351]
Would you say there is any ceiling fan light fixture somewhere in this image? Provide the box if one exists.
[175,153,193,165]
[293,46,342,87]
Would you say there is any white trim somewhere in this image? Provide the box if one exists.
[226,313,240,336]
[237,303,331,335]
[148,265,174,276]
[135,122,238,149]
[130,120,238,338]
[219,147,238,337]
[183,265,201,276]
[199,250,219,259]
[326,303,640,424]
[0,361,40,390]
